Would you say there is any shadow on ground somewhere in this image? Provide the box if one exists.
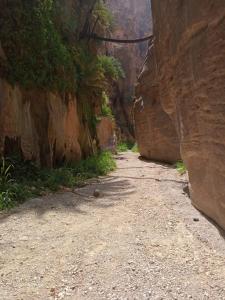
[109,175,187,184]
[138,155,175,168]
[0,176,135,222]
[198,210,225,241]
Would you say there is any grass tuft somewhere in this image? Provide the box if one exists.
[117,141,138,153]
[131,143,139,153]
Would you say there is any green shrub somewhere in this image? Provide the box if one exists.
[0,151,116,210]
[131,143,139,153]
[4,156,39,181]
[0,158,13,187]
[75,45,106,95]
[176,161,187,175]
[38,168,76,191]
[69,151,116,178]
[117,143,129,152]
[6,182,32,202]
[0,190,15,210]
[0,1,119,93]
[39,151,116,192]
[98,55,125,81]
[0,0,75,92]
[117,142,135,152]
[101,104,113,118]
[94,0,114,29]
[0,158,14,209]
[101,92,113,118]
[0,157,32,209]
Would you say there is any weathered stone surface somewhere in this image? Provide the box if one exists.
[0,79,82,166]
[96,117,116,152]
[48,93,82,165]
[0,1,117,167]
[151,0,225,229]
[134,45,180,163]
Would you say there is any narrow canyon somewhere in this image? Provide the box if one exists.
[0,1,225,299]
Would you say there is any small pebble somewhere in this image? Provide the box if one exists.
[193,218,199,222]
[93,189,101,197]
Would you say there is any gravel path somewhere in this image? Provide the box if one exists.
[1,152,225,300]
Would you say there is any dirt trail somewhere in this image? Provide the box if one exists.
[1,152,225,300]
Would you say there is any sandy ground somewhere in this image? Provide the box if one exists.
[0,152,225,300]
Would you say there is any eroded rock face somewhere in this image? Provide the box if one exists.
[134,45,180,163]
[107,0,152,142]
[151,0,225,229]
[96,117,116,152]
[0,79,82,167]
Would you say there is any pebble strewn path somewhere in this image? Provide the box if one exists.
[1,152,225,300]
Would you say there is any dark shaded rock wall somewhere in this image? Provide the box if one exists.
[107,0,152,142]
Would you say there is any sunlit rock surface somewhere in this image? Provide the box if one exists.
[151,0,225,229]
[134,45,180,163]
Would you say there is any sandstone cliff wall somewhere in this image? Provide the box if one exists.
[151,0,225,229]
[134,45,180,163]
[96,117,116,152]
[0,78,117,166]
[0,79,84,167]
[0,1,116,167]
